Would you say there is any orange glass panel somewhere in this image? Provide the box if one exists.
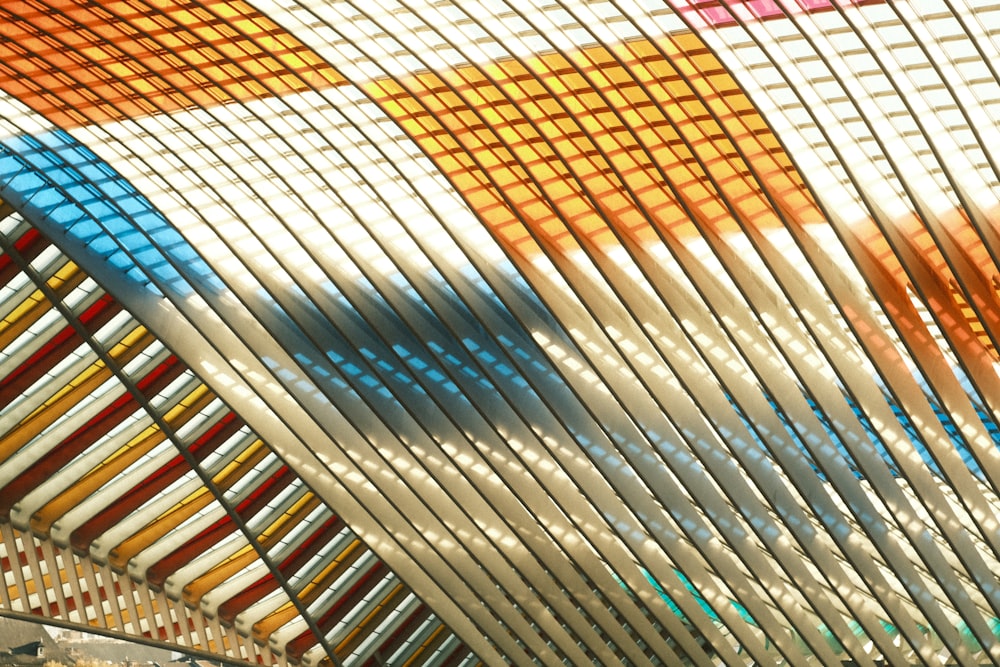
[0,0,344,127]
[364,33,819,268]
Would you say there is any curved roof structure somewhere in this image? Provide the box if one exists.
[1,1,1000,665]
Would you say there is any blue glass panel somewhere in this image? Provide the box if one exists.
[0,130,223,295]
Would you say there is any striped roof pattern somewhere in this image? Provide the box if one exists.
[1,1,999,665]
[0,216,471,666]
